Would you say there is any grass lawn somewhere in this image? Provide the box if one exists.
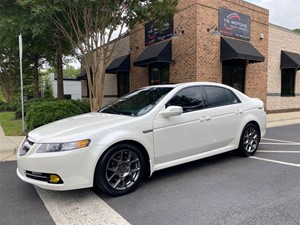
[0,112,25,136]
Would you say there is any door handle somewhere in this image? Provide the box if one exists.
[235,109,243,115]
[200,116,211,122]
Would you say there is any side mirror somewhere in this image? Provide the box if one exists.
[159,106,183,118]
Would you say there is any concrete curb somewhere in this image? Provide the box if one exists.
[267,111,300,128]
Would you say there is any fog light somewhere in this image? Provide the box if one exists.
[49,174,61,183]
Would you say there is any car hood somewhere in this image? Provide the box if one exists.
[28,112,134,143]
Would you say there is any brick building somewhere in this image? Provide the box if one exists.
[267,24,300,112]
[78,0,300,112]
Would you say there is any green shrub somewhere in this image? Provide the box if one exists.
[15,98,58,119]
[70,99,90,113]
[0,101,20,112]
[0,100,7,111]
[15,98,90,119]
[26,100,90,131]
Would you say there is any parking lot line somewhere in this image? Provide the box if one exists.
[257,150,300,153]
[262,138,300,144]
[36,187,130,225]
[260,142,300,145]
[250,156,300,168]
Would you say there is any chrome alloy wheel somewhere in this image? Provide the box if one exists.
[243,127,259,153]
[105,150,141,190]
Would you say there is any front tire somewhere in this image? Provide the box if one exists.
[237,123,260,157]
[94,144,145,196]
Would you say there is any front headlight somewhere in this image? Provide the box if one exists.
[36,139,90,153]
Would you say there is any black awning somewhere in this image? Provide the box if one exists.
[221,37,265,63]
[281,50,300,70]
[105,54,130,74]
[134,41,172,67]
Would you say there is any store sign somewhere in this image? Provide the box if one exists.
[145,19,173,46]
[219,7,250,41]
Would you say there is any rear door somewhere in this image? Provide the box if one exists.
[202,85,243,149]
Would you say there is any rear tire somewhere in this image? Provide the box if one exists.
[237,123,260,157]
[94,144,145,196]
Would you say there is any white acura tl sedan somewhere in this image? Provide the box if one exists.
[17,82,266,196]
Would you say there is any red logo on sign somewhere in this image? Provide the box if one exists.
[224,13,241,30]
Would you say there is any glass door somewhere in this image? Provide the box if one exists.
[149,63,170,85]
[222,60,246,93]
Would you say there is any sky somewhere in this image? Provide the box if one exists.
[244,0,300,30]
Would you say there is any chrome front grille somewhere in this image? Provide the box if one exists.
[19,137,35,156]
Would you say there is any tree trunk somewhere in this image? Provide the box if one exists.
[88,66,105,112]
[33,53,40,98]
[55,31,64,99]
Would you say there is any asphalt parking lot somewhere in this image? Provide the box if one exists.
[97,123,300,225]
[0,123,299,225]
[0,161,55,225]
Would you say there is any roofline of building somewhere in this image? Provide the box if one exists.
[269,23,300,36]
[240,0,268,12]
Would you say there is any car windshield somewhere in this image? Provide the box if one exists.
[100,87,173,117]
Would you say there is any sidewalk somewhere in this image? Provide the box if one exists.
[0,111,300,162]
[0,126,24,161]
[267,111,300,128]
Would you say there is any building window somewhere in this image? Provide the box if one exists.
[149,63,170,85]
[281,69,296,97]
[64,94,72,99]
[222,60,246,93]
[117,72,130,97]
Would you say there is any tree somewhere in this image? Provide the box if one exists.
[22,0,178,111]
[63,65,81,79]
[0,0,75,101]
[17,1,74,100]
[42,77,54,98]
[0,0,51,99]
[294,29,300,34]
[0,47,20,102]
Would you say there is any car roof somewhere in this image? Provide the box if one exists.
[148,82,231,89]
[148,82,250,101]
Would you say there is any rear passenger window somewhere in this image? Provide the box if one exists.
[167,86,205,112]
[227,89,240,104]
[203,86,240,108]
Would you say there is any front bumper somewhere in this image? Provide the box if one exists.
[17,142,107,191]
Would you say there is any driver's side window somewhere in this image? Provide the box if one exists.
[166,86,205,112]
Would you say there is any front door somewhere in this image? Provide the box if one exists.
[153,86,213,164]
[222,59,246,93]
[149,63,170,85]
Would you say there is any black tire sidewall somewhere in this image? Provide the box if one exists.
[238,124,260,157]
[95,143,145,196]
